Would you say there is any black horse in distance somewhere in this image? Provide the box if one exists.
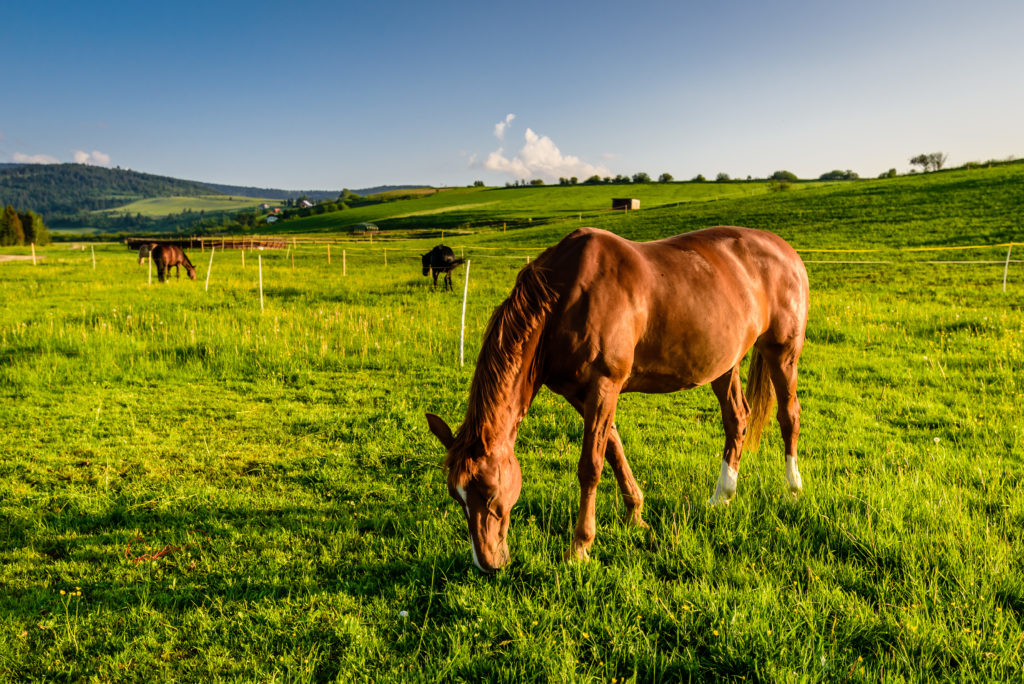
[421,245,465,291]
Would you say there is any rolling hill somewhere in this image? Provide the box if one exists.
[0,163,425,226]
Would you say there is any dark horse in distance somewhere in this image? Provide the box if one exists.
[426,226,809,572]
[421,245,465,291]
[152,245,197,282]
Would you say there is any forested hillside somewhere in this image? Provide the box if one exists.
[0,164,215,217]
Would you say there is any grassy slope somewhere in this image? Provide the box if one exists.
[277,181,805,234]
[1,165,1023,681]
[97,195,280,218]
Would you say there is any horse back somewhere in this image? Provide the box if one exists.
[538,227,807,394]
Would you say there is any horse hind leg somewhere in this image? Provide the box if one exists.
[708,364,749,505]
[761,344,803,496]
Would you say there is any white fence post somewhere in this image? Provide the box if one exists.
[205,247,215,292]
[91,244,96,270]
[148,252,152,284]
[258,254,264,312]
[31,242,36,266]
[460,260,471,367]
[1003,243,1014,293]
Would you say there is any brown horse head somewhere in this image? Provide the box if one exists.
[185,263,197,280]
[426,413,522,572]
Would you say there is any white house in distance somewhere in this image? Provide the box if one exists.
[298,199,314,208]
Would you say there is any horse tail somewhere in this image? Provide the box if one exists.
[744,346,775,452]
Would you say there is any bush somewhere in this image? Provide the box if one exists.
[819,169,859,181]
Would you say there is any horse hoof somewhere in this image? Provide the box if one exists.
[629,516,649,529]
[564,546,590,563]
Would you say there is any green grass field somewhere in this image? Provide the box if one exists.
[1,166,1023,681]
[278,181,813,235]
[98,195,278,217]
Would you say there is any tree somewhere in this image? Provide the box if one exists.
[819,169,859,181]
[910,152,947,172]
[632,172,651,184]
[18,210,51,246]
[473,180,485,187]
[0,205,25,246]
[879,168,898,179]
[716,172,731,182]
[529,178,544,186]
[770,170,798,182]
[583,175,603,185]
[658,173,674,183]
[692,174,706,183]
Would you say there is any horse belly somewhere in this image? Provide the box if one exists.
[624,294,761,393]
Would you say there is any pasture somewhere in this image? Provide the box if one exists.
[1,168,1023,681]
[97,195,278,218]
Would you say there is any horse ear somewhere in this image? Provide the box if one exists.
[425,413,455,449]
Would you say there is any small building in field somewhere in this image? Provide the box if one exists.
[612,198,640,211]
[352,222,379,235]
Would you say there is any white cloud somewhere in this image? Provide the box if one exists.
[494,113,515,141]
[13,152,59,164]
[74,149,112,166]
[482,124,609,183]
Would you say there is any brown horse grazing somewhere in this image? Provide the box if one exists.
[152,245,197,282]
[426,226,809,572]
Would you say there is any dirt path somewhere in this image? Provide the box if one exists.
[0,254,42,263]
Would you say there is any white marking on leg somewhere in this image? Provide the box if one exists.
[708,460,738,506]
[785,456,803,495]
[455,485,483,570]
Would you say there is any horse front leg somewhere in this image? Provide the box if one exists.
[567,381,619,562]
[569,399,646,528]
[606,425,647,527]
[708,365,749,505]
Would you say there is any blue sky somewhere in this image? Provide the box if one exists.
[2,0,1022,190]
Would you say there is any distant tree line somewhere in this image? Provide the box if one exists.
[0,205,51,246]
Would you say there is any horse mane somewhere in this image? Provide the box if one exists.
[446,254,557,472]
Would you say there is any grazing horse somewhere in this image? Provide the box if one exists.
[152,245,197,282]
[421,244,465,291]
[137,242,157,265]
[426,226,809,572]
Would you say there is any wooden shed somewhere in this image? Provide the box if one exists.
[612,198,640,211]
